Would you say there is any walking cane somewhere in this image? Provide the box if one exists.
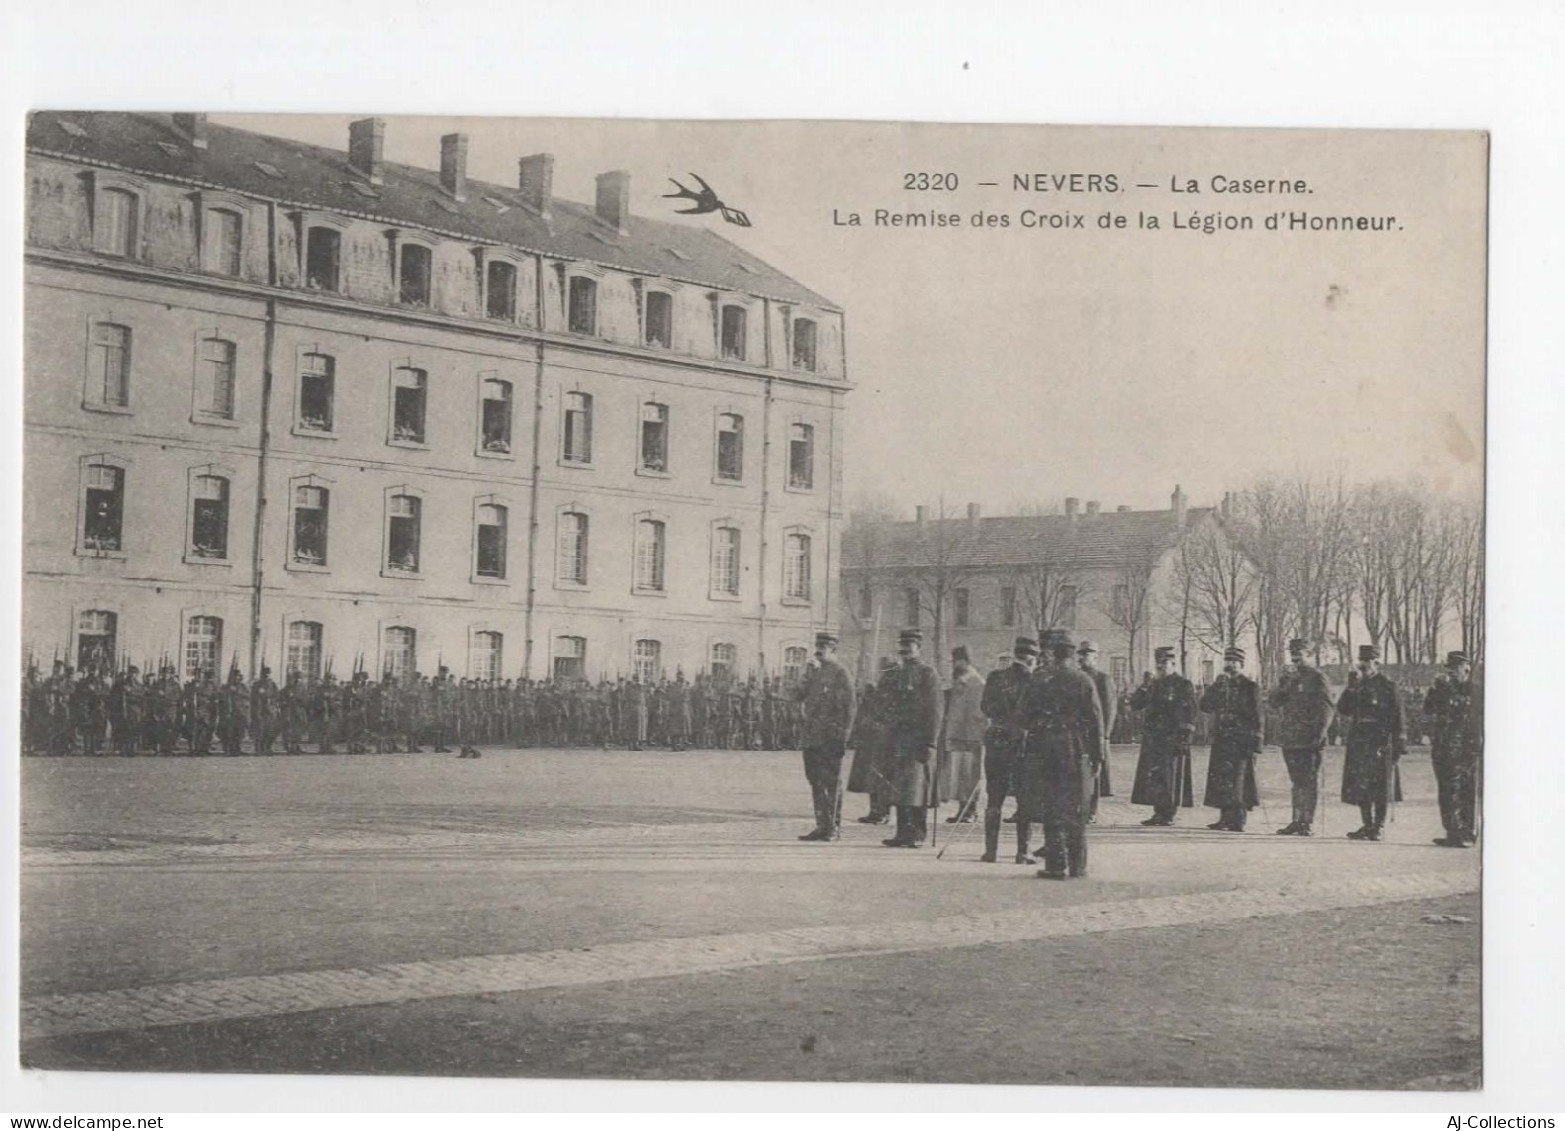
[935,776,987,860]
[1316,752,1328,837]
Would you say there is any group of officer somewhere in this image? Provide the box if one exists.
[20,661,811,758]
[790,629,1485,879]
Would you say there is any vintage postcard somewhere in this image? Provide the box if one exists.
[19,112,1485,1089]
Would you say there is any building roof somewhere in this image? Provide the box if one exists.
[26,111,837,311]
[844,507,1217,573]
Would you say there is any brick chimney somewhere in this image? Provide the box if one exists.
[1171,484,1189,527]
[1065,497,1080,526]
[915,505,927,524]
[1220,491,1233,519]
[1117,505,1131,513]
[172,113,207,150]
[966,502,981,522]
[1085,500,1100,516]
[440,133,468,201]
[348,117,385,185]
[596,170,631,234]
[519,154,554,218]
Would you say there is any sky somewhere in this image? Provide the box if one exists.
[218,114,1488,518]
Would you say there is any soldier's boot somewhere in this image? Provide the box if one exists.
[1014,819,1033,864]
[1036,827,1067,879]
[800,786,829,840]
[980,807,1001,862]
[1067,824,1089,878]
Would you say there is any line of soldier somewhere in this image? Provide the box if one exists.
[796,632,1483,877]
[20,659,811,758]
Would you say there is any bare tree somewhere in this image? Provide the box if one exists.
[1101,552,1157,678]
[1168,517,1258,660]
[1008,531,1084,640]
[840,492,903,679]
[1229,480,1297,689]
[902,500,983,677]
[1449,497,1484,666]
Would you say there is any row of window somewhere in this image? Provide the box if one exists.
[78,461,816,599]
[69,608,812,687]
[82,324,820,487]
[864,584,1084,629]
[89,185,825,372]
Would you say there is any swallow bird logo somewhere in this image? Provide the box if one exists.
[664,173,751,228]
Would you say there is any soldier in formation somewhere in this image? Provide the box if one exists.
[794,632,857,842]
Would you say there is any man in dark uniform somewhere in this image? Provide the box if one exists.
[74,667,109,756]
[314,671,338,754]
[187,670,219,755]
[151,666,181,754]
[1077,640,1116,822]
[1336,644,1406,841]
[1130,646,1198,825]
[1200,646,1263,831]
[794,632,858,842]
[880,629,943,848]
[1269,638,1335,836]
[1425,650,1482,848]
[280,669,308,753]
[251,666,279,754]
[667,671,692,751]
[218,665,251,755]
[1014,631,1103,879]
[979,637,1038,862]
[345,671,370,755]
[430,668,454,753]
[109,665,146,757]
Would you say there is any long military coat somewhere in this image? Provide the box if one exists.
[796,658,856,752]
[1012,665,1104,821]
[1337,672,1406,804]
[1268,664,1335,750]
[1129,672,1198,808]
[881,659,943,807]
[1199,674,1262,809]
[935,668,985,804]
[1425,675,1482,765]
[846,684,888,794]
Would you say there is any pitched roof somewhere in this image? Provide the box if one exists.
[26,111,837,310]
[844,507,1217,572]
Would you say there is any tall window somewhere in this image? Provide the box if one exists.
[305,226,340,291]
[633,639,662,683]
[634,518,666,592]
[471,631,503,681]
[905,587,921,627]
[568,276,597,334]
[644,290,673,348]
[292,485,329,565]
[204,208,242,276]
[954,588,971,627]
[784,646,809,684]
[784,533,812,600]
[1058,585,1080,629]
[387,494,421,573]
[711,525,741,596]
[640,402,669,472]
[788,423,815,489]
[95,189,137,257]
[82,464,124,552]
[553,636,585,682]
[76,610,117,672]
[185,616,223,681]
[189,474,230,559]
[486,260,517,320]
[480,378,512,453]
[720,304,747,360]
[1000,585,1017,627]
[715,413,744,481]
[562,391,593,463]
[298,353,334,432]
[383,626,417,682]
[710,642,737,682]
[557,511,589,584]
[287,621,323,681]
[399,243,432,306]
[198,337,236,419]
[90,323,131,408]
[475,503,507,579]
[392,367,427,444]
[792,317,818,371]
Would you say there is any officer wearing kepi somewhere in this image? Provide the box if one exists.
[794,631,857,842]
[1336,644,1406,841]
[978,636,1038,863]
[1077,640,1116,822]
[1269,638,1335,836]
[881,629,943,848]
[1130,646,1198,825]
[1424,650,1482,847]
[1199,646,1262,832]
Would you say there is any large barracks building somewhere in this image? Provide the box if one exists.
[24,112,847,684]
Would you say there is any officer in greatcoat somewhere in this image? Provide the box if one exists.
[1077,640,1116,821]
[1199,646,1263,831]
[794,632,858,841]
[936,646,986,824]
[250,666,279,754]
[979,637,1038,862]
[1425,650,1482,847]
[218,665,251,755]
[1013,630,1103,879]
[280,670,308,753]
[1268,638,1336,836]
[1336,644,1406,841]
[1130,646,1198,825]
[880,629,943,848]
[846,658,897,824]
[110,666,146,757]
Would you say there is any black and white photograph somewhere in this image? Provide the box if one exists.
[15,108,1488,1090]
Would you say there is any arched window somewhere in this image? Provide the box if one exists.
[292,484,329,565]
[792,317,818,371]
[633,639,662,683]
[383,626,417,681]
[640,402,669,472]
[189,474,230,559]
[480,378,512,453]
[76,609,118,672]
[198,337,236,419]
[471,631,503,681]
[287,621,323,681]
[476,503,507,579]
[554,636,586,681]
[715,413,744,481]
[783,646,809,684]
[185,616,223,681]
[391,366,427,444]
[635,518,666,592]
[90,323,131,408]
[81,463,125,552]
[562,391,593,463]
[710,642,737,682]
[399,243,432,306]
[486,260,517,320]
[298,352,334,432]
[784,532,812,600]
[568,276,597,334]
[557,511,589,584]
[387,494,421,573]
[711,525,741,596]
